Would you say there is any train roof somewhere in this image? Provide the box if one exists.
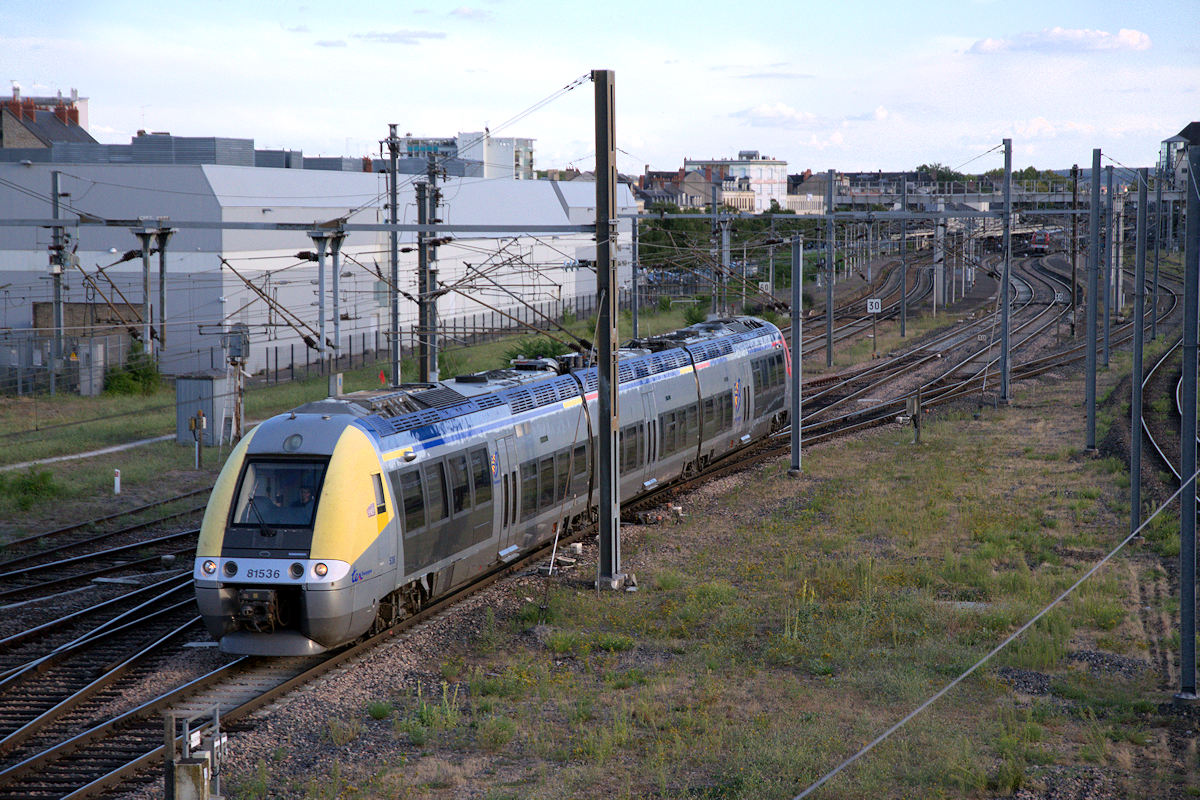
[296,316,781,440]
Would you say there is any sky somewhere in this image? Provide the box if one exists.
[3,0,1196,177]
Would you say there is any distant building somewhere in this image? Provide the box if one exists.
[683,151,787,213]
[1160,122,1200,190]
[637,168,711,209]
[0,86,95,150]
[400,132,535,179]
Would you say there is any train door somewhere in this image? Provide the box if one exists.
[640,389,659,490]
[494,434,520,562]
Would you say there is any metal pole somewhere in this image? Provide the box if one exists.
[721,223,731,316]
[155,224,174,353]
[133,225,155,360]
[594,68,623,588]
[789,235,802,476]
[1131,168,1147,541]
[825,169,834,368]
[426,154,440,382]
[1177,144,1200,703]
[631,217,639,338]
[1102,165,1113,367]
[330,231,345,368]
[1086,149,1101,451]
[710,184,720,313]
[901,175,907,337]
[309,230,329,370]
[1071,165,1079,338]
[386,124,401,388]
[1000,138,1012,404]
[1153,170,1161,341]
[416,181,429,382]
[934,200,945,315]
[50,170,63,396]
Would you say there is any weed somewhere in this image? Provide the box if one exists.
[0,468,60,511]
[326,716,362,746]
[414,681,461,730]
[477,715,517,752]
[366,700,393,720]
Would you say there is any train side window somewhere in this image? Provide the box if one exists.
[501,475,509,528]
[660,411,674,456]
[372,473,386,515]
[399,470,424,534]
[555,450,570,501]
[424,462,448,523]
[572,443,587,479]
[469,448,492,506]
[538,456,556,508]
[448,455,470,515]
[520,462,538,519]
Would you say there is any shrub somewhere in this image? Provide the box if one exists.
[683,303,708,325]
[103,342,161,395]
[0,468,60,510]
[502,337,570,363]
[477,716,516,752]
[657,295,672,313]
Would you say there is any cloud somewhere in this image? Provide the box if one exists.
[845,105,891,122]
[315,39,347,47]
[353,29,446,45]
[730,102,816,128]
[283,24,309,33]
[450,6,491,19]
[969,27,1151,54]
[736,71,814,80]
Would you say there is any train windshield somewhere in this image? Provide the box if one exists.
[232,460,327,529]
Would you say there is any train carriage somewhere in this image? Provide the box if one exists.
[195,317,788,655]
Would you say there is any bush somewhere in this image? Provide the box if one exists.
[103,342,161,395]
[0,468,60,510]
[657,296,672,313]
[502,337,570,363]
[683,301,709,326]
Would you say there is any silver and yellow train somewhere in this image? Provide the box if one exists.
[194,317,789,655]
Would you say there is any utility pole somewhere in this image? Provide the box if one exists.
[720,222,730,316]
[1000,138,1012,404]
[594,68,624,590]
[1071,164,1079,338]
[155,222,175,352]
[900,174,907,337]
[329,229,345,368]
[631,217,639,338]
[710,184,720,314]
[933,199,945,315]
[1086,149,1101,452]
[1131,167,1147,541]
[1177,144,1200,705]
[132,221,156,360]
[788,234,802,476]
[385,124,401,387]
[825,169,834,368]
[50,170,64,396]
[308,229,331,372]
[425,153,441,381]
[416,181,429,382]
[1102,165,1113,367]
[1152,168,1161,340]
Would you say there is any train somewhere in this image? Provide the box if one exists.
[194,316,790,655]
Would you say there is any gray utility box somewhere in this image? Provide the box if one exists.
[175,372,230,447]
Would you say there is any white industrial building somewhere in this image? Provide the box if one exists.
[0,162,634,387]
[684,151,788,213]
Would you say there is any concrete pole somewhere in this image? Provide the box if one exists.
[50,170,63,395]
[1000,138,1012,404]
[711,184,720,313]
[1152,170,1161,340]
[631,217,639,338]
[1086,149,1101,451]
[1071,165,1079,338]
[133,225,155,359]
[593,68,623,588]
[416,181,429,382]
[309,230,330,370]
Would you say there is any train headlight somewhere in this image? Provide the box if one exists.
[223,561,238,577]
[314,562,328,578]
[202,560,217,575]
[290,563,304,579]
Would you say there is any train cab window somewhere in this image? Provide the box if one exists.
[469,447,492,506]
[232,460,327,528]
[448,455,471,515]
[398,469,424,533]
[538,456,556,508]
[372,473,387,515]
[555,450,570,501]
[424,462,448,523]
[521,462,538,519]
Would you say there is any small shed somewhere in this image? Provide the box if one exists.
[175,371,231,447]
